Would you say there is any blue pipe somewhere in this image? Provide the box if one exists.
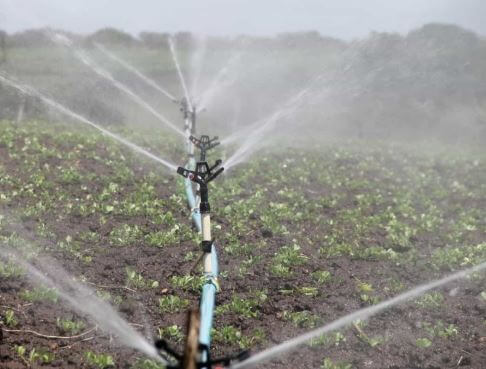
[183,156,219,365]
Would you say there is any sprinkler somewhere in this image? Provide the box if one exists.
[190,135,220,161]
[155,158,249,369]
[180,97,197,135]
[179,97,198,155]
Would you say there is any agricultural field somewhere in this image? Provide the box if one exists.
[0,119,485,368]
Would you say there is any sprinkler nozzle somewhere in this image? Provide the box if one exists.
[190,135,220,162]
[177,159,223,186]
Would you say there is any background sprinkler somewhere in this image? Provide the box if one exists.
[180,97,196,133]
[179,97,197,155]
[190,135,220,162]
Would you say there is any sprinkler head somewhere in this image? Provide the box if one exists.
[179,97,196,123]
[177,159,223,186]
[190,135,220,162]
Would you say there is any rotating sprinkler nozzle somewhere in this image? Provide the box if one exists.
[190,135,220,162]
[177,159,224,213]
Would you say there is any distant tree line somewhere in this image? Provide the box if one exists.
[0,27,347,50]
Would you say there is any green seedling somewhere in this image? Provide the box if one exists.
[109,224,142,246]
[15,345,55,365]
[356,281,380,305]
[133,358,166,369]
[158,295,189,313]
[56,317,85,335]
[415,337,432,348]
[415,292,444,309]
[309,332,346,347]
[212,326,265,349]
[282,310,320,328]
[321,358,352,369]
[0,261,24,278]
[158,325,183,343]
[85,351,115,368]
[21,286,59,303]
[271,244,307,277]
[312,270,332,284]
[422,320,458,339]
[3,309,18,327]
[125,267,159,289]
[170,275,204,292]
[216,295,259,318]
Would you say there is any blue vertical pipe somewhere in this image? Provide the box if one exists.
[183,156,219,365]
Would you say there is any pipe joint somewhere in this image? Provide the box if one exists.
[201,240,214,253]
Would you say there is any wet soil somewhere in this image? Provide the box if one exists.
[0,132,485,369]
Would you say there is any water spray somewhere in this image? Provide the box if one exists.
[169,37,192,108]
[0,72,178,172]
[231,260,486,369]
[48,32,184,137]
[94,42,178,103]
[0,248,165,363]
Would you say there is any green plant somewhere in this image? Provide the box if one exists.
[423,321,458,339]
[158,295,189,313]
[321,357,352,369]
[282,310,320,328]
[109,224,142,246]
[158,325,183,343]
[14,345,55,365]
[312,270,332,284]
[132,358,166,369]
[356,281,380,305]
[85,351,115,368]
[56,317,85,334]
[415,337,432,348]
[296,286,319,297]
[212,325,242,346]
[21,286,59,303]
[216,296,259,318]
[0,261,24,278]
[4,309,18,327]
[271,244,307,277]
[309,332,346,347]
[170,275,204,292]
[415,292,444,309]
[126,267,159,289]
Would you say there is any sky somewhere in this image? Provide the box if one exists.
[0,0,485,40]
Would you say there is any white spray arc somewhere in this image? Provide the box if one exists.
[0,249,165,363]
[190,35,208,99]
[168,36,191,107]
[196,52,242,112]
[49,33,184,137]
[223,78,319,171]
[232,260,486,369]
[94,42,177,103]
[0,73,178,172]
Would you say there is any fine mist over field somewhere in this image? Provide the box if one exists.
[0,23,485,150]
